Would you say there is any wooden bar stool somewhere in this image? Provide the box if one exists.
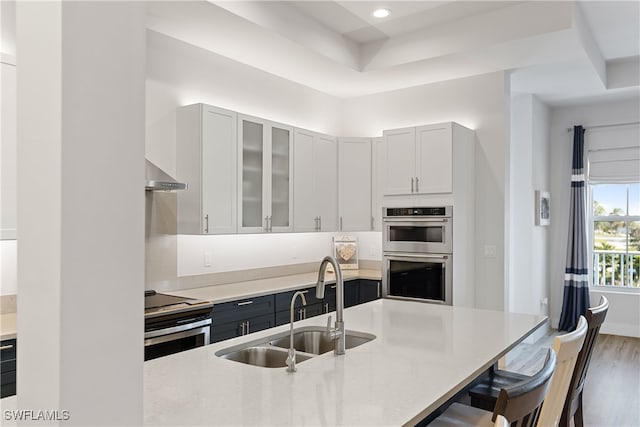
[429,349,556,427]
[468,296,608,427]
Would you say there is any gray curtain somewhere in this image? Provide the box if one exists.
[558,125,590,331]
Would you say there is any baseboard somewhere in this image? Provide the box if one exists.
[551,317,639,338]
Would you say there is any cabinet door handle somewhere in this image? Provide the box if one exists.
[245,320,250,334]
[0,344,14,351]
[339,216,343,231]
[269,216,273,232]
[314,216,319,231]
[324,303,329,313]
[377,281,381,298]
[415,177,419,192]
[264,216,269,231]
[204,214,209,234]
[240,321,245,335]
[237,300,253,306]
[371,216,374,230]
[319,216,322,231]
[411,177,414,193]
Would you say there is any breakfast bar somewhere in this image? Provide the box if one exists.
[144,299,547,426]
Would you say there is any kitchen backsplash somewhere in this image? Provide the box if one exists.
[177,231,382,277]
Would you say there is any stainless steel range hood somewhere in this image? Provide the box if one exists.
[145,159,186,191]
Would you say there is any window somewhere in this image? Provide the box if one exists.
[591,183,640,288]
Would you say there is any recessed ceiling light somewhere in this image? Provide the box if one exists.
[372,8,391,18]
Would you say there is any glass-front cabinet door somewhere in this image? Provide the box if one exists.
[270,126,292,229]
[238,114,293,233]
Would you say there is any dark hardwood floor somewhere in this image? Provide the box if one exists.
[504,332,640,427]
[582,334,640,427]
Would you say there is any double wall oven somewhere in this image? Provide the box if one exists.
[382,206,452,305]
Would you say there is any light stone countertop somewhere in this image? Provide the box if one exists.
[0,313,17,341]
[166,269,382,304]
[144,299,547,426]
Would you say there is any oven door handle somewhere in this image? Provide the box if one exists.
[144,318,211,341]
[382,218,448,223]
[144,324,210,347]
[384,253,449,260]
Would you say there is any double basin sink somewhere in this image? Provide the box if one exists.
[215,326,375,368]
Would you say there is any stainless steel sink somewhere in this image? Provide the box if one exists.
[215,326,376,367]
[217,346,312,368]
[269,328,375,355]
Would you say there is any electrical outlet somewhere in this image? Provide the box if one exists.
[484,245,497,258]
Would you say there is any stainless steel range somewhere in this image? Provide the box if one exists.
[144,291,213,361]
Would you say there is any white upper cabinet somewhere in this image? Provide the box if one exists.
[177,104,237,234]
[338,138,372,231]
[383,122,466,195]
[383,127,416,195]
[238,114,293,233]
[293,129,338,232]
[371,137,384,231]
[416,124,452,194]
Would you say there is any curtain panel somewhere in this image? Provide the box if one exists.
[559,125,591,331]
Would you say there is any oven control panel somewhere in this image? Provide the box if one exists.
[385,206,451,217]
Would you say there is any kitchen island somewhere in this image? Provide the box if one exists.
[144,299,546,426]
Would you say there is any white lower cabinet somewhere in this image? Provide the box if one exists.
[177,103,237,234]
[338,138,373,231]
[293,128,338,232]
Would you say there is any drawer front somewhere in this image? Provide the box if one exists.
[212,295,274,325]
[274,288,321,312]
[0,339,16,362]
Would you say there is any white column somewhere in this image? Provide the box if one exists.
[16,2,145,425]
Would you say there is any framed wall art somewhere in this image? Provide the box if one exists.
[333,236,359,270]
[535,190,550,226]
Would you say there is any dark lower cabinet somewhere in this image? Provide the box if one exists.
[359,280,382,304]
[211,313,275,344]
[209,278,382,345]
[1,339,16,398]
[345,280,360,308]
[275,303,323,326]
[210,295,275,344]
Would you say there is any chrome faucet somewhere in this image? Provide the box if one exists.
[315,256,345,355]
[285,290,307,373]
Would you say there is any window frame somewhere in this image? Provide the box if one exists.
[588,182,640,291]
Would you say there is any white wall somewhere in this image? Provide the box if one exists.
[178,232,381,277]
[341,72,510,311]
[549,97,640,337]
[0,240,16,295]
[146,30,343,177]
[508,93,550,316]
